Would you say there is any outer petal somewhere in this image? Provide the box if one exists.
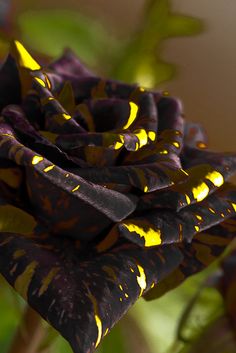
[144,218,236,301]
[0,124,137,239]
[139,156,236,211]
[118,184,236,247]
[0,203,182,352]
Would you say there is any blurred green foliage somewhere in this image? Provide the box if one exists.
[1,0,203,87]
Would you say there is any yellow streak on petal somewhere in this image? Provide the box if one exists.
[232,203,236,212]
[39,130,57,143]
[159,149,168,155]
[14,40,41,71]
[71,185,80,192]
[34,77,46,87]
[136,264,147,296]
[195,226,200,232]
[134,129,148,148]
[192,182,209,202]
[44,75,52,90]
[197,142,207,149]
[181,169,189,176]
[13,249,26,259]
[172,141,180,148]
[88,293,103,348]
[148,131,156,141]
[0,205,37,235]
[144,186,148,193]
[205,170,224,187]
[209,207,216,214]
[95,314,102,347]
[123,102,138,129]
[38,267,60,297]
[0,168,22,188]
[62,113,72,120]
[185,194,191,205]
[44,165,55,173]
[196,214,203,221]
[32,156,43,165]
[114,134,125,150]
[114,142,123,150]
[14,261,38,299]
[122,222,161,247]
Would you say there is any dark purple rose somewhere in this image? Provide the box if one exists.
[0,40,235,352]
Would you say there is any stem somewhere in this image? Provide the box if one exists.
[8,305,46,353]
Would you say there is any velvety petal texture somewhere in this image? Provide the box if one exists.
[0,41,235,352]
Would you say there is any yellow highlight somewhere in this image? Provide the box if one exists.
[14,40,41,71]
[88,292,103,348]
[159,149,168,155]
[181,169,189,176]
[95,315,102,348]
[34,77,46,87]
[114,142,123,150]
[144,186,148,193]
[38,267,59,297]
[44,75,52,90]
[123,102,138,129]
[44,165,55,173]
[122,222,161,247]
[62,113,72,120]
[196,214,203,221]
[148,131,156,141]
[32,155,43,165]
[14,261,38,299]
[136,264,147,296]
[209,207,216,214]
[71,185,80,192]
[197,141,207,149]
[194,226,200,232]
[185,194,191,205]
[173,141,180,148]
[205,170,224,187]
[114,135,124,150]
[134,129,148,148]
[13,249,26,259]
[232,203,236,212]
[192,182,209,202]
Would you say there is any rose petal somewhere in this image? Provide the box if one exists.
[0,219,182,353]
[118,184,236,247]
[0,130,137,239]
[144,219,236,300]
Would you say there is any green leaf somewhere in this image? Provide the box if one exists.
[18,10,118,67]
[164,15,204,37]
[111,0,203,85]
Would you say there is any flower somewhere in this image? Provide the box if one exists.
[0,40,235,352]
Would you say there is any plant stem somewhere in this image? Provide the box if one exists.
[8,305,45,353]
